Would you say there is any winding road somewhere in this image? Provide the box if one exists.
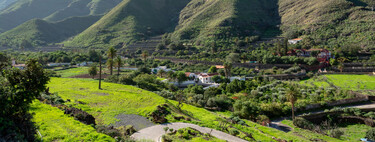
[131,122,248,142]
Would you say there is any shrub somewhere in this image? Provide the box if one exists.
[293,117,314,130]
[329,129,344,139]
[229,128,240,136]
[366,128,375,141]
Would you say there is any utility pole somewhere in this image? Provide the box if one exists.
[99,55,102,90]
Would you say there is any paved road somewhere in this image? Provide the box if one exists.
[269,102,375,132]
[131,122,248,142]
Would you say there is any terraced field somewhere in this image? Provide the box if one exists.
[300,74,375,91]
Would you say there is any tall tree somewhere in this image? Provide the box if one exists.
[106,59,114,75]
[223,62,232,78]
[0,59,49,141]
[114,56,123,76]
[175,71,188,87]
[99,55,102,89]
[286,86,299,122]
[107,47,117,75]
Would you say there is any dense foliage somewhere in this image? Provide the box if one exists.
[0,59,49,141]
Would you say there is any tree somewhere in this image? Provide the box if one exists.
[88,64,97,79]
[175,71,187,87]
[114,56,123,76]
[226,53,240,63]
[99,55,102,89]
[0,52,9,70]
[106,59,114,75]
[157,69,166,78]
[223,62,232,78]
[176,90,185,109]
[337,57,348,72]
[107,47,117,75]
[208,66,217,73]
[89,50,100,62]
[286,86,299,122]
[0,59,49,141]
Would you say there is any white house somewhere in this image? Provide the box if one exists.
[198,73,219,84]
[288,38,303,44]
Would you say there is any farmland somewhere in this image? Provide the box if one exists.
[55,67,89,77]
[32,75,373,141]
[30,101,114,141]
[300,74,375,91]
[45,77,308,141]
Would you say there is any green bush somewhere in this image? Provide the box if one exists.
[293,117,314,130]
[366,128,375,140]
[229,128,240,136]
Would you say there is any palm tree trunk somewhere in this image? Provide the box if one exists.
[117,66,120,76]
[292,103,295,121]
[99,56,102,90]
[110,66,113,75]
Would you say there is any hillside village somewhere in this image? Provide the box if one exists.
[1,0,375,142]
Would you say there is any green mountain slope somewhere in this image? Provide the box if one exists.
[0,0,120,32]
[171,0,279,41]
[279,0,375,49]
[44,0,121,22]
[0,15,101,48]
[0,0,73,32]
[65,0,280,48]
[0,0,16,11]
[64,0,192,48]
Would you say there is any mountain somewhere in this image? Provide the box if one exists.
[64,0,280,48]
[171,0,279,41]
[0,15,101,48]
[0,0,16,11]
[0,0,72,32]
[64,0,192,48]
[44,0,122,22]
[0,0,121,32]
[2,0,375,49]
[278,0,375,48]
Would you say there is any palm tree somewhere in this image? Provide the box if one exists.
[223,62,232,78]
[286,86,299,122]
[114,56,123,76]
[107,47,117,75]
[106,59,114,75]
[141,51,149,61]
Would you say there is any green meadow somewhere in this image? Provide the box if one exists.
[39,77,372,141]
[43,78,317,141]
[55,67,89,78]
[30,101,114,141]
[300,74,375,91]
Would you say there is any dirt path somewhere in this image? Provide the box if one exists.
[131,122,248,142]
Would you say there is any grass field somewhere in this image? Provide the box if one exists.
[45,77,373,141]
[300,74,375,91]
[47,77,165,125]
[46,77,313,141]
[281,120,371,141]
[55,67,89,78]
[30,101,114,141]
